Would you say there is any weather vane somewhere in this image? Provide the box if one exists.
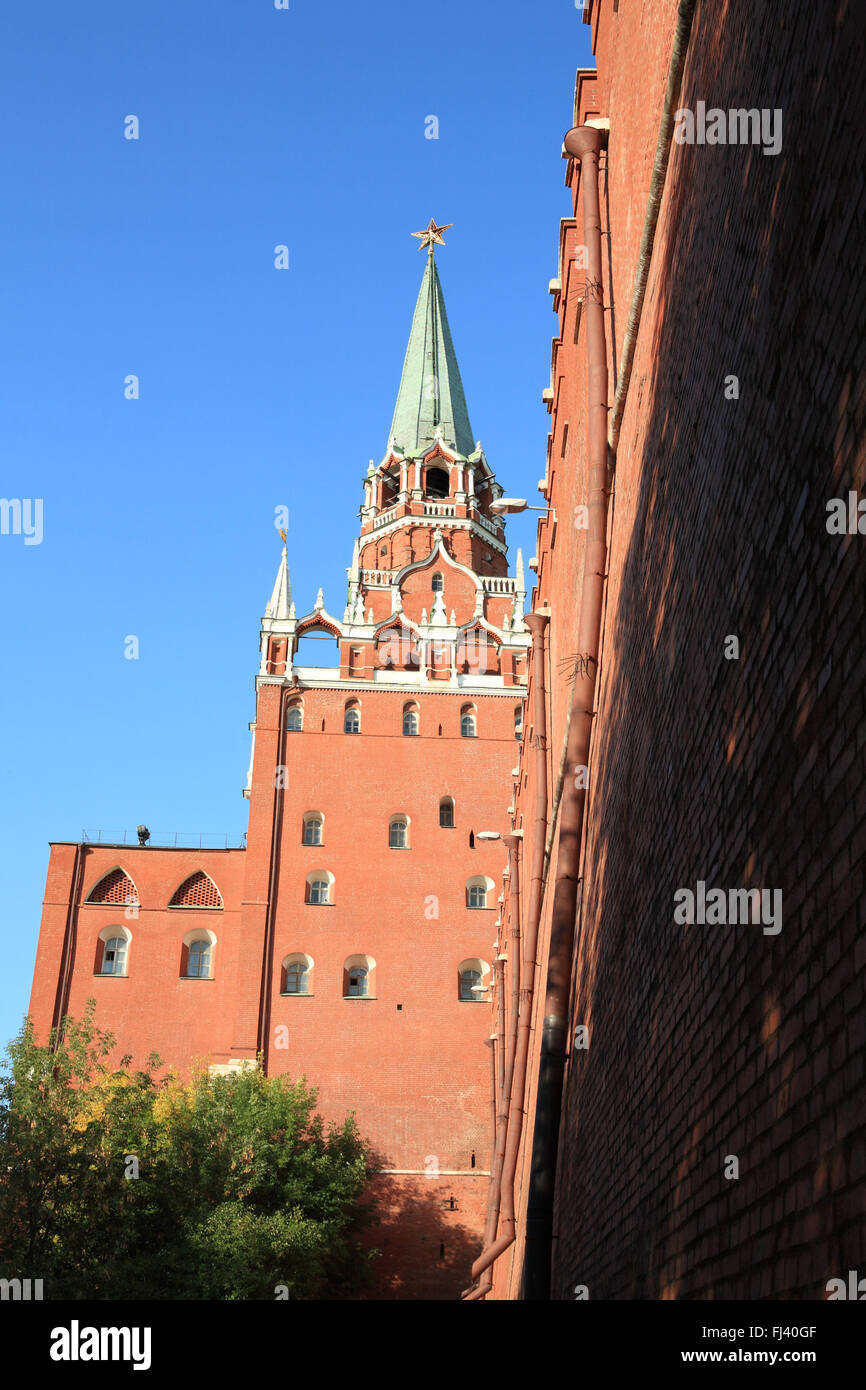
[412,218,453,255]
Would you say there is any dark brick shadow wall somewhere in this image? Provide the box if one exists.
[553,0,866,1299]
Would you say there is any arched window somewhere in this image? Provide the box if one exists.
[294,627,340,669]
[286,961,307,993]
[96,925,131,976]
[439,796,454,828]
[466,876,494,909]
[286,701,303,731]
[302,813,323,846]
[459,969,481,1001]
[180,929,217,979]
[425,466,450,499]
[403,702,419,737]
[347,966,368,997]
[306,872,333,905]
[461,704,477,738]
[343,954,376,998]
[458,957,491,1001]
[515,704,524,739]
[432,572,444,592]
[282,954,313,995]
[185,938,212,979]
[379,627,421,671]
[101,935,127,976]
[389,816,408,849]
[344,702,361,734]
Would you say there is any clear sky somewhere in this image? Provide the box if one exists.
[0,1,594,1052]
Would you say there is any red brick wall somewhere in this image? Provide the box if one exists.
[257,685,516,1171]
[497,0,866,1300]
[30,676,522,1297]
[29,845,247,1070]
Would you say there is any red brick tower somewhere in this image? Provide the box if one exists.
[245,224,529,1293]
[28,224,527,1297]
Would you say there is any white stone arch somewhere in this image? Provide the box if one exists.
[393,537,480,597]
[374,619,423,672]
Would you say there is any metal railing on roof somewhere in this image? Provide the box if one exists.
[81,829,247,850]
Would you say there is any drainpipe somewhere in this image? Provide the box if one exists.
[51,842,86,1044]
[523,123,609,1300]
[256,689,288,1067]
[467,834,523,1300]
[502,835,522,1116]
[494,957,506,1098]
[463,612,549,1297]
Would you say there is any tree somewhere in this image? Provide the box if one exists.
[0,1006,376,1299]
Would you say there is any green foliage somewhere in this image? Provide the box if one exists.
[0,1006,376,1299]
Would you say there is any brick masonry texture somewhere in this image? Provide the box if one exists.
[497,0,866,1299]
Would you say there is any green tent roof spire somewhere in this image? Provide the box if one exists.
[388,230,474,459]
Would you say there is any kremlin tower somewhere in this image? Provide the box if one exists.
[28,223,528,1298]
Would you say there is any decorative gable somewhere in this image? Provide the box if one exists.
[86,867,139,906]
[169,871,223,909]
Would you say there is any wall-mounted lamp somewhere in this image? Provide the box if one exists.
[490,498,556,522]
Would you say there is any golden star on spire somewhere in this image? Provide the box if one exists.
[411,219,453,253]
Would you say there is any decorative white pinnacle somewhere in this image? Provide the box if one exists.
[421,607,428,625]
[431,591,447,626]
[314,588,325,611]
[450,608,457,626]
[265,545,293,621]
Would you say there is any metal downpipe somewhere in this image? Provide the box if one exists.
[523,124,609,1300]
[464,613,549,1296]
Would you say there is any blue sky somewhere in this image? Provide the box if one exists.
[0,1,594,1052]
